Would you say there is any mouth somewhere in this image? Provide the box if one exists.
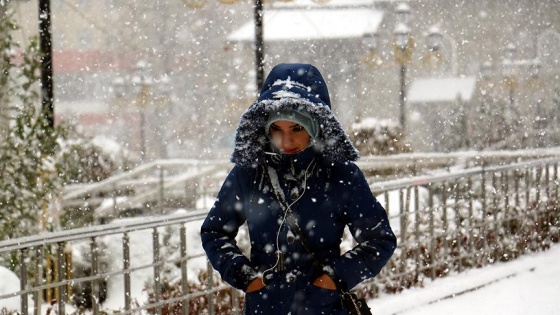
[282,148,300,154]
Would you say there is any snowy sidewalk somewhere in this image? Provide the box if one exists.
[371,244,560,315]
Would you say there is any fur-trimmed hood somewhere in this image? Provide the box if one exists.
[231,63,359,168]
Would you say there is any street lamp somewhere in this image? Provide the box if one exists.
[111,61,158,162]
[502,43,518,110]
[154,74,173,159]
[393,21,413,130]
[484,42,549,147]
[131,61,153,162]
[395,2,411,24]
[427,25,458,75]
[362,32,381,66]
[361,3,413,131]
[362,3,460,134]
[480,61,493,81]
[528,59,546,147]
[362,32,379,52]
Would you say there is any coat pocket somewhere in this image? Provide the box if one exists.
[305,285,341,309]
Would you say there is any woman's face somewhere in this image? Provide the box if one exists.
[269,120,311,154]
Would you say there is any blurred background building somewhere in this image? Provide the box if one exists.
[3,0,560,160]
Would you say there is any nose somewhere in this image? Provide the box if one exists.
[272,132,293,150]
[280,133,294,148]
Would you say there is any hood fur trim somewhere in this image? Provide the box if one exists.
[231,98,359,168]
[231,63,359,168]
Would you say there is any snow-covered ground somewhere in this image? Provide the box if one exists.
[372,244,560,315]
[1,241,559,314]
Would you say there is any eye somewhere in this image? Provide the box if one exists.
[269,124,281,132]
[291,125,306,132]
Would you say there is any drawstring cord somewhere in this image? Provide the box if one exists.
[261,158,315,284]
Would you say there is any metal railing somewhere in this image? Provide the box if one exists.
[62,147,560,221]
[0,157,559,314]
[62,159,228,220]
[0,211,217,315]
[363,157,560,296]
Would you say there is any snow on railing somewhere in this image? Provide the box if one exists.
[62,147,560,220]
[62,159,231,220]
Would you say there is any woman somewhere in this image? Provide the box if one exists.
[201,63,396,314]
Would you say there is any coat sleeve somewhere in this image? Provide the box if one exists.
[200,166,258,291]
[325,164,397,291]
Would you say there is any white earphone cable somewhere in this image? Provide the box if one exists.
[261,158,315,283]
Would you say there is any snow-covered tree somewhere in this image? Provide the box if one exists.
[0,15,66,241]
[470,93,528,150]
[1,12,137,240]
[58,128,132,185]
[57,128,134,228]
[350,117,412,156]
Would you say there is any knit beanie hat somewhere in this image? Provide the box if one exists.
[265,109,320,141]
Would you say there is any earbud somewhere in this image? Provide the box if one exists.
[286,230,295,244]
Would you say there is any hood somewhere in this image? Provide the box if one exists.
[231,63,359,168]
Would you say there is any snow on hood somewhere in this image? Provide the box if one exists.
[231,63,359,168]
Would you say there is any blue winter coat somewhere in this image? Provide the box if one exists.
[201,64,396,314]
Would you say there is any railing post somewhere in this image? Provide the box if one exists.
[504,170,510,235]
[493,171,500,258]
[522,166,532,254]
[153,228,162,315]
[492,172,499,226]
[20,248,28,315]
[428,185,436,280]
[45,246,54,304]
[552,162,558,199]
[384,191,390,215]
[525,167,531,207]
[207,260,215,315]
[467,177,474,259]
[66,245,73,303]
[439,181,448,274]
[481,168,488,263]
[399,188,407,248]
[91,237,100,315]
[123,232,132,312]
[180,225,190,315]
[554,162,559,199]
[453,179,461,231]
[159,165,165,211]
[453,179,462,272]
[545,163,551,200]
[399,187,409,278]
[57,242,67,315]
[536,165,543,207]
[34,246,43,315]
[535,165,543,237]
[545,163,553,244]
[414,185,421,278]
[514,170,520,214]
